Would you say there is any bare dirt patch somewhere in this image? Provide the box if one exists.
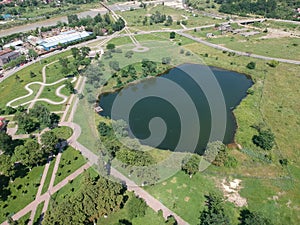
[184,196,190,202]
[219,178,247,207]
[171,177,177,184]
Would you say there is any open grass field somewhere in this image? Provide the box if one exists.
[144,171,238,225]
[186,28,300,60]
[0,165,45,223]
[54,147,86,186]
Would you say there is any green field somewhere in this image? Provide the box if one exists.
[0,165,44,223]
[187,29,300,60]
[54,147,86,186]
[0,51,71,109]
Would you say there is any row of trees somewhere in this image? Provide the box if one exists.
[67,13,125,36]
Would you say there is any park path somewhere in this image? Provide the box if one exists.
[60,120,189,224]
[0,163,91,225]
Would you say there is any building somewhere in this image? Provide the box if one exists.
[0,49,20,66]
[37,30,91,51]
[3,40,24,50]
[0,117,7,131]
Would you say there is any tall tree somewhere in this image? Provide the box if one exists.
[0,132,14,155]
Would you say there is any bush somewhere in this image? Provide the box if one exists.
[252,129,275,150]
[246,61,256,70]
[169,31,176,39]
[267,60,279,68]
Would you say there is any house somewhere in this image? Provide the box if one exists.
[0,49,20,66]
[0,117,7,131]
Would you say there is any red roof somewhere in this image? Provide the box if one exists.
[0,49,12,56]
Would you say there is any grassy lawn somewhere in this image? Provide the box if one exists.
[0,50,71,109]
[0,165,45,223]
[144,171,230,225]
[38,82,69,103]
[52,126,73,140]
[54,147,86,186]
[33,202,44,225]
[41,158,56,195]
[7,83,41,108]
[17,211,31,225]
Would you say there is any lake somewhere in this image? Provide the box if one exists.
[99,63,252,154]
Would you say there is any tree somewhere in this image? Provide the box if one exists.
[181,154,201,177]
[199,192,231,225]
[64,80,75,94]
[67,14,79,25]
[0,132,14,155]
[0,154,15,178]
[204,141,228,166]
[13,140,43,169]
[109,61,120,71]
[127,196,147,219]
[252,129,275,150]
[41,131,59,154]
[239,209,272,225]
[107,43,116,50]
[29,104,51,127]
[28,49,38,59]
[170,31,176,39]
[246,61,256,70]
[98,122,111,136]
[165,215,177,225]
[125,51,134,58]
[71,47,80,59]
[59,58,72,75]
[162,57,171,64]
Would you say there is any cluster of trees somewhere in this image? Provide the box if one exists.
[0,106,17,115]
[141,11,173,26]
[199,192,272,225]
[216,0,300,20]
[44,172,126,224]
[14,104,60,133]
[97,120,160,185]
[58,47,91,75]
[252,129,275,150]
[3,55,27,70]
[67,13,125,36]
[181,141,238,177]
[0,128,60,183]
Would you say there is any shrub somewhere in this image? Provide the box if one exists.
[246,61,256,70]
[252,129,275,150]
